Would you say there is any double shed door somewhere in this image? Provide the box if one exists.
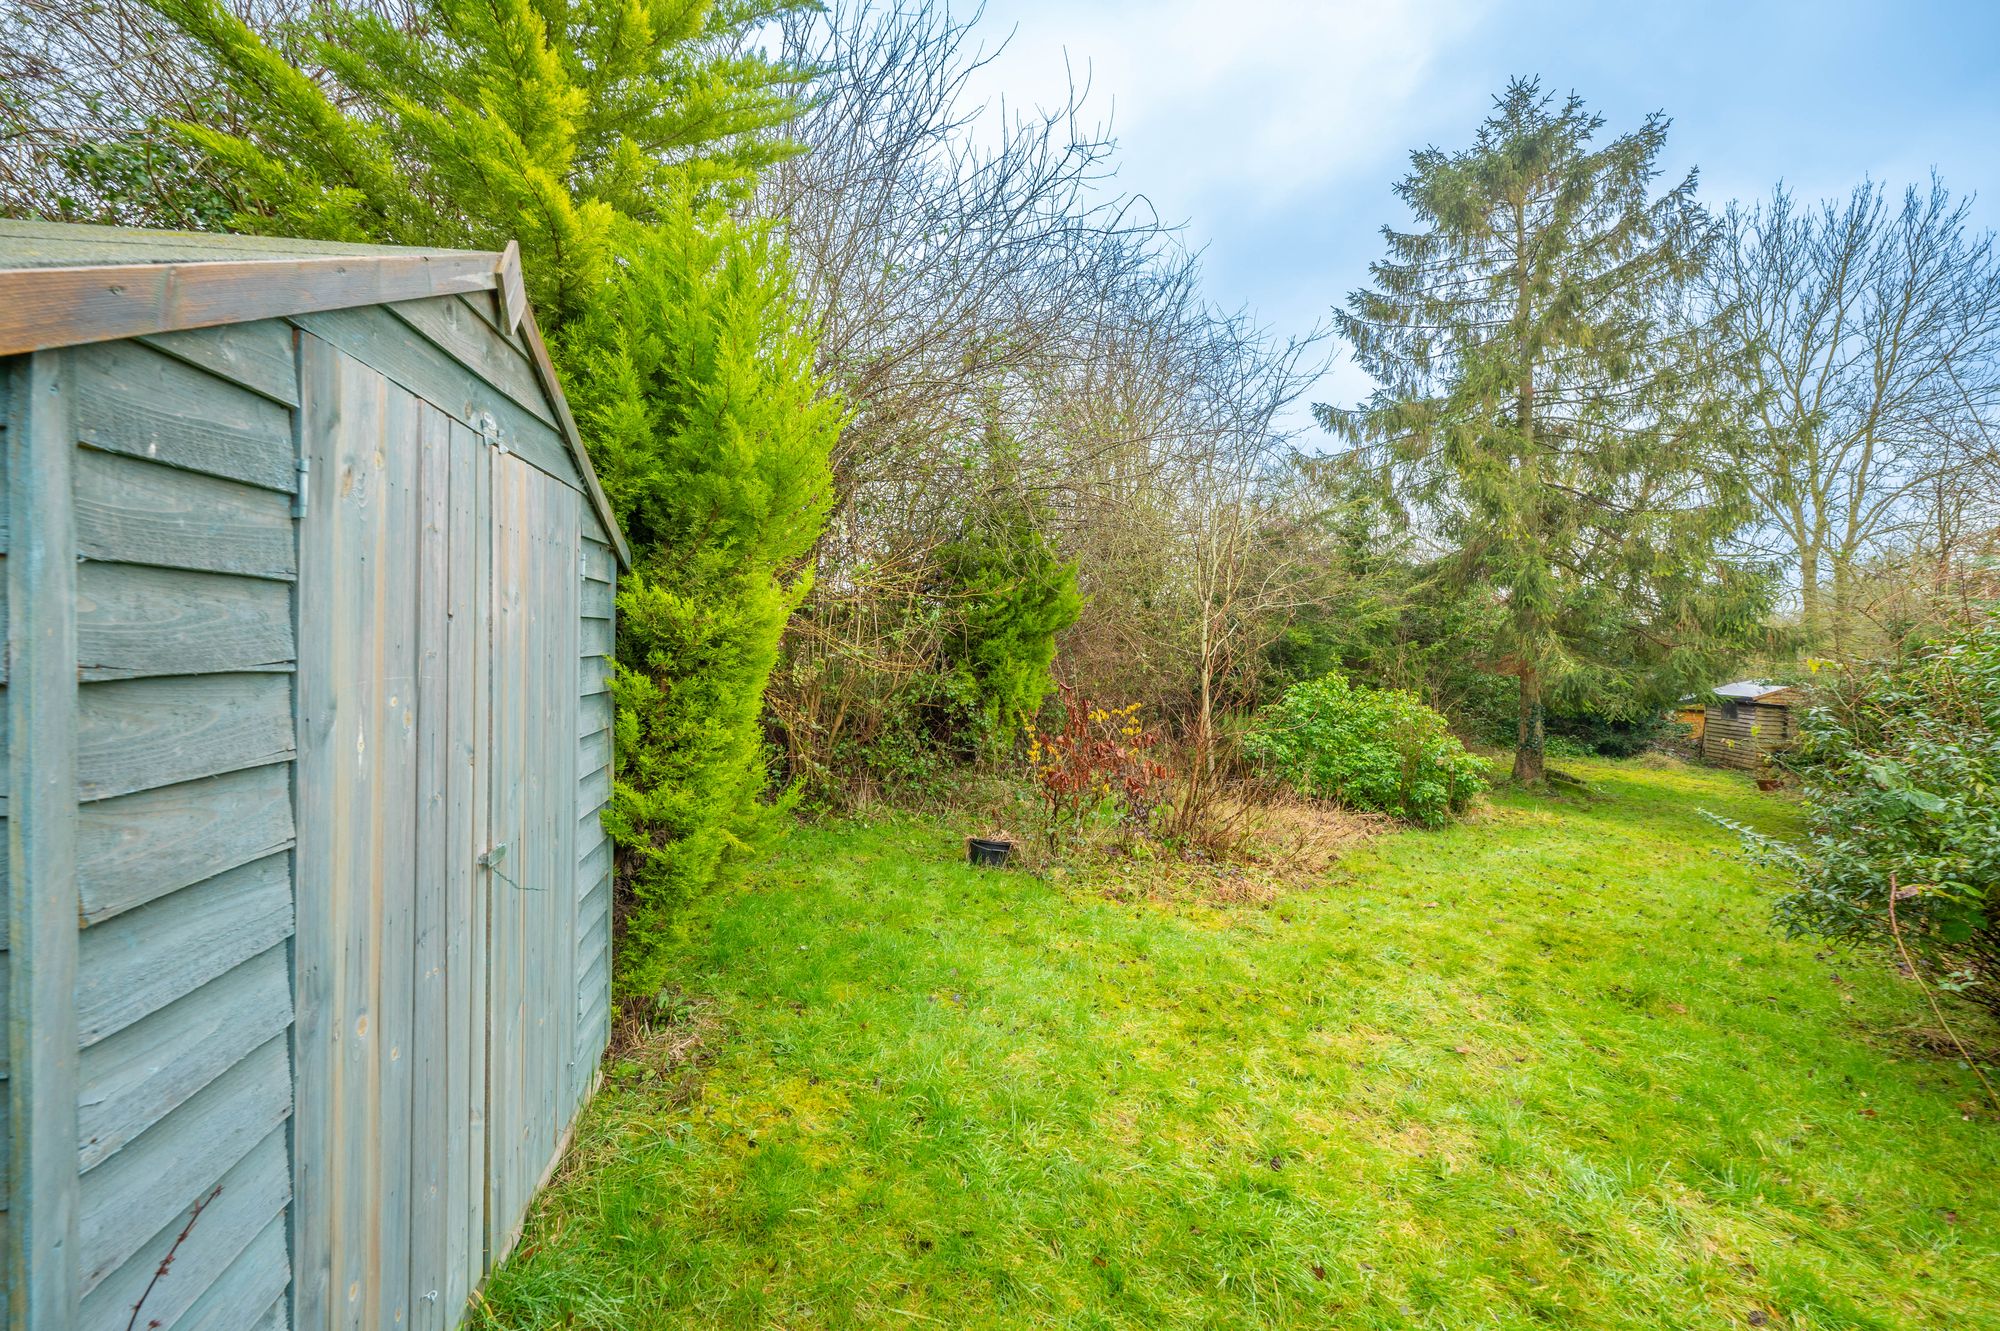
[293,334,583,1330]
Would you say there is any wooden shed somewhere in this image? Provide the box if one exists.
[0,221,627,1330]
[1699,680,1799,771]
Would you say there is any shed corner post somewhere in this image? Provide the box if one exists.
[7,349,81,1327]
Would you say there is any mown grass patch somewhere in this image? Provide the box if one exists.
[478,758,2000,1329]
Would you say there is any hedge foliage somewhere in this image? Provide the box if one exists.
[1725,615,2000,1017]
[566,214,843,999]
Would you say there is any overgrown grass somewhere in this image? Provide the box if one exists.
[478,758,2000,1329]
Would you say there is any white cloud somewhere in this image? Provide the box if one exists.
[963,0,1493,218]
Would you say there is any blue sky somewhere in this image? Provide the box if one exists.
[958,0,2000,435]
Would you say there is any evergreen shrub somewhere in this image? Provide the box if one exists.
[1245,672,1486,827]
[1723,616,2000,1018]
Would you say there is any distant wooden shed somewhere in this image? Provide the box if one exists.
[1699,680,1799,770]
[0,221,627,1330]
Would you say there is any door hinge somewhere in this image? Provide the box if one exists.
[478,413,509,456]
[291,456,311,518]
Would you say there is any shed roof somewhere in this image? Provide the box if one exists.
[1710,680,1797,704]
[0,220,629,567]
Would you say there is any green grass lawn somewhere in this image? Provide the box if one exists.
[478,758,2000,1329]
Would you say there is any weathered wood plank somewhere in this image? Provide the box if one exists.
[578,689,611,740]
[0,219,482,264]
[579,762,611,818]
[244,1292,292,1331]
[287,334,342,1331]
[77,672,293,801]
[76,762,294,923]
[75,1124,288,1330]
[581,575,613,620]
[555,480,582,1161]
[580,654,610,696]
[575,1003,609,1081]
[454,289,527,355]
[579,873,610,946]
[75,850,292,1048]
[76,562,294,680]
[422,413,485,1327]
[0,364,10,554]
[580,538,614,585]
[371,379,422,1331]
[73,338,296,492]
[136,319,299,408]
[0,246,501,358]
[409,398,452,1331]
[385,295,555,427]
[150,1206,291,1331]
[74,446,296,580]
[576,920,608,1015]
[76,1034,290,1296]
[486,452,528,1259]
[290,305,581,494]
[577,937,608,1007]
[77,944,290,1172]
[577,834,610,899]
[580,615,614,658]
[578,726,611,778]
[8,349,82,1325]
[458,420,490,1305]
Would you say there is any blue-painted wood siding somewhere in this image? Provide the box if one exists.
[4,284,617,1331]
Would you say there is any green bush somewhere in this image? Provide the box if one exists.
[1244,672,1487,827]
[938,502,1081,753]
[1721,615,2000,1019]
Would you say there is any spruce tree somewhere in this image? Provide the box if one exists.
[1327,79,1770,783]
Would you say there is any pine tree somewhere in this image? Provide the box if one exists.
[1326,79,1770,783]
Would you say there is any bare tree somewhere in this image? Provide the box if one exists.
[752,2,1334,800]
[1716,177,2000,653]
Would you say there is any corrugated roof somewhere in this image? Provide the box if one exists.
[1712,680,1793,702]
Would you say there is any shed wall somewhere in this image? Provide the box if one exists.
[1701,701,1794,770]
[7,331,302,1330]
[3,288,616,1330]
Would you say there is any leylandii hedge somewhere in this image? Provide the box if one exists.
[1245,672,1486,826]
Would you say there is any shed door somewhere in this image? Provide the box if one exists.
[294,336,590,1330]
[483,452,582,1258]
[295,337,493,1330]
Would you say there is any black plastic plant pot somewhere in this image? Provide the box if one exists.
[968,837,1014,868]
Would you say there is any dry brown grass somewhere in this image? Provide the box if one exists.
[606,987,725,1105]
[1081,791,1389,906]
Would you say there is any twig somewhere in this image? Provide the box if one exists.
[1887,874,2000,1118]
[127,1184,221,1331]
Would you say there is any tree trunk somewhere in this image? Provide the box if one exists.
[1830,556,1853,657]
[1798,546,1823,650]
[1513,669,1546,784]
